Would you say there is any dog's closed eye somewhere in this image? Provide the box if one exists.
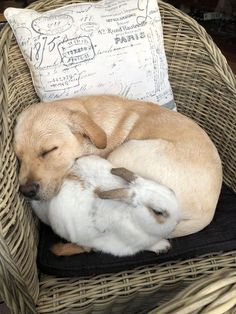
[40,146,58,158]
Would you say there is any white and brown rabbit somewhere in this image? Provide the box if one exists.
[31,156,180,257]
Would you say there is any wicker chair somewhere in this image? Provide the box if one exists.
[0,1,236,313]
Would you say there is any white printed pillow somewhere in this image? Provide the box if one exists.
[4,0,176,109]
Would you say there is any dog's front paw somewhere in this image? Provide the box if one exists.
[51,242,91,256]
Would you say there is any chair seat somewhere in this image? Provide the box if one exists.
[36,185,236,313]
[37,250,236,313]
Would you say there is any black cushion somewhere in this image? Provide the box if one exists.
[37,184,236,277]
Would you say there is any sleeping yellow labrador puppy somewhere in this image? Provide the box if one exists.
[14,95,222,255]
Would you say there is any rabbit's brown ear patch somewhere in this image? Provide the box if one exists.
[95,188,135,203]
[111,167,137,182]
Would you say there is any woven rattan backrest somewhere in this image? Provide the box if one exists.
[0,33,40,304]
[160,3,236,190]
[0,0,235,308]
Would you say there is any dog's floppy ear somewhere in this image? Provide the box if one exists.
[68,110,107,149]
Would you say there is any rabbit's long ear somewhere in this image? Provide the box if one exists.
[111,168,137,182]
[68,110,107,149]
[96,188,134,204]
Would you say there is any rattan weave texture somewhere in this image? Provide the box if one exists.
[37,252,236,314]
[0,0,235,313]
[150,269,236,314]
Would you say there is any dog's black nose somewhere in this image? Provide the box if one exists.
[20,183,39,199]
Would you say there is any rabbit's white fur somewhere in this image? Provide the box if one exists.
[32,156,180,256]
